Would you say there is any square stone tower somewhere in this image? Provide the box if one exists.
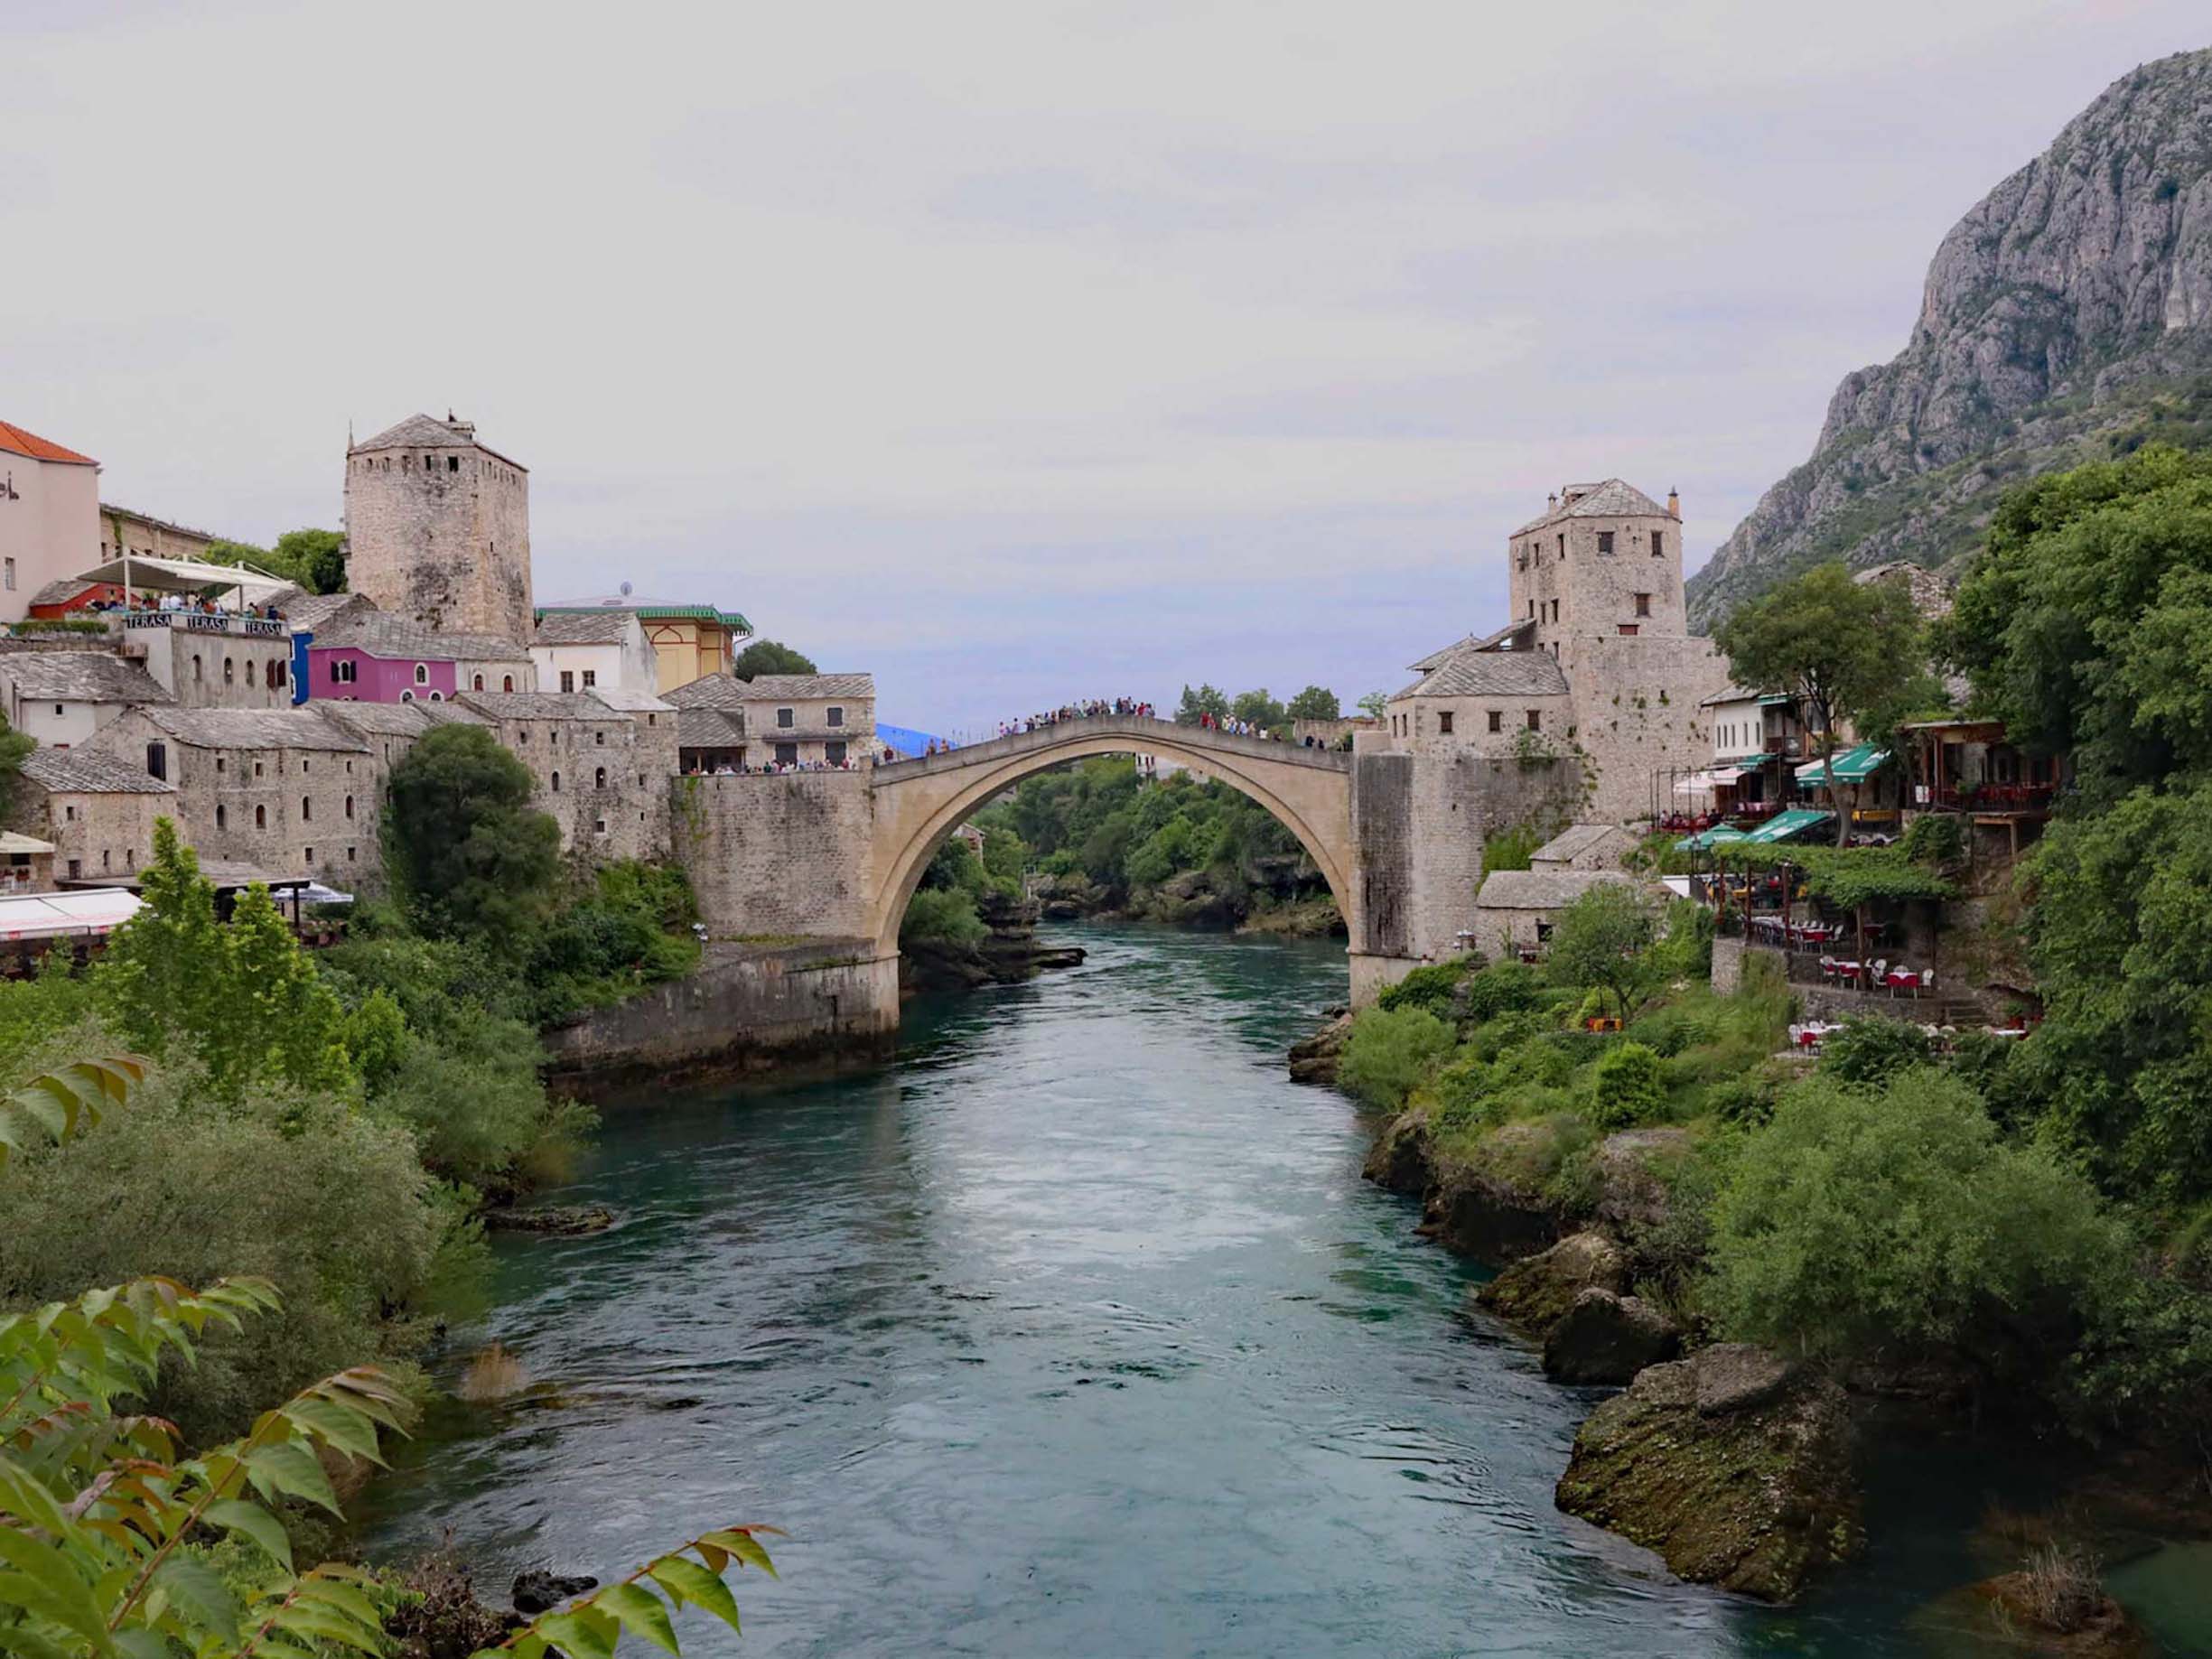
[1507,478,1685,653]
[343,413,532,643]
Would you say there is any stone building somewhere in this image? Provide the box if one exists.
[345,413,532,641]
[667,672,747,771]
[735,673,875,768]
[87,706,379,885]
[98,505,218,568]
[530,610,658,695]
[306,611,535,704]
[0,832,57,895]
[1389,480,1729,825]
[1527,823,1636,871]
[1468,867,1636,962]
[537,596,751,692]
[110,612,296,708]
[1383,631,1575,757]
[0,652,172,747]
[0,418,100,625]
[14,748,175,884]
[455,689,677,861]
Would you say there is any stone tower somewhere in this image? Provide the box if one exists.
[1506,478,1686,656]
[343,413,532,641]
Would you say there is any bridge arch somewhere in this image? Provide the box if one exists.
[866,718,1358,961]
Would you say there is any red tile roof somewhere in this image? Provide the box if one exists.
[0,420,97,466]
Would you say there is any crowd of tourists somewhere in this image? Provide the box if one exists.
[686,755,864,776]
[76,590,286,620]
[994,698,1157,738]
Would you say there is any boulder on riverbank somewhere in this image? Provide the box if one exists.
[1417,1123,1565,1263]
[1555,1344,1862,1602]
[1360,1107,1433,1193]
[512,1570,597,1615]
[1541,1289,1682,1384]
[1475,1231,1628,1331]
[1289,1010,1352,1086]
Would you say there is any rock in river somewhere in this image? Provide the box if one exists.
[1554,1344,1862,1602]
[1540,1288,1682,1385]
[1474,1231,1629,1334]
[511,1570,597,1615]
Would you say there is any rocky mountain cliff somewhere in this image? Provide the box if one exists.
[1687,47,2212,629]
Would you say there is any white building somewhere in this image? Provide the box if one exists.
[531,610,659,695]
[0,652,173,747]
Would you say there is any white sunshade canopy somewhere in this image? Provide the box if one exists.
[70,555,290,603]
[0,887,142,941]
[1674,771,1719,795]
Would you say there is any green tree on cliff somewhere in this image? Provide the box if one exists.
[207,527,349,594]
[1285,685,1341,721]
[1231,688,1287,733]
[732,639,818,680]
[1714,562,1921,844]
[383,725,562,940]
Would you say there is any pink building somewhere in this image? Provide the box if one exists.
[304,613,534,706]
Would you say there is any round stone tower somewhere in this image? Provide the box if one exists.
[343,412,532,641]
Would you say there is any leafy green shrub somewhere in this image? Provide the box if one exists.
[900,887,986,948]
[1377,955,1475,1018]
[1460,959,1545,1024]
[1460,1006,1557,1063]
[1546,883,1665,1019]
[1708,1070,2128,1374]
[0,1062,462,1442]
[1480,823,1545,874]
[1818,1016,1936,1087]
[1630,1001,1719,1058]
[1705,1067,1787,1127]
[1900,812,1965,867]
[1494,1035,1576,1091]
[1652,899,1716,982]
[1337,1006,1454,1111]
[1591,1042,1667,1130]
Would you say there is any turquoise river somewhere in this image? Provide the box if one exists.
[359,923,2212,1658]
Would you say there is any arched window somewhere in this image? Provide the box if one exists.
[223,657,235,684]
[428,691,443,703]
[192,656,202,681]
[594,767,606,789]
[400,689,415,704]
[301,797,312,822]
[255,805,266,828]
[344,795,354,819]
[472,674,485,691]
[551,770,562,793]
[414,663,429,685]
[502,675,515,692]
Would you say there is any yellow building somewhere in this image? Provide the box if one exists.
[535,596,751,694]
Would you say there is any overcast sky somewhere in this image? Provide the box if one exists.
[12,2,2207,732]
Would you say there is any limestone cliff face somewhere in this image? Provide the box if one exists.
[1688,48,2212,629]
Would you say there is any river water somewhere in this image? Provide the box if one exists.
[359,924,2207,1658]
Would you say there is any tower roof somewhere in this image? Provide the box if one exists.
[351,412,527,471]
[1511,478,1674,536]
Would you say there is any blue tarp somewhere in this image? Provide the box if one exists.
[876,722,942,759]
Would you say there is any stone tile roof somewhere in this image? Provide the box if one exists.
[1512,478,1674,536]
[0,419,96,466]
[1473,869,1634,909]
[136,706,369,752]
[677,708,746,750]
[318,701,432,738]
[416,701,490,727]
[351,413,471,452]
[1529,824,1625,865]
[270,589,375,635]
[0,653,172,704]
[28,577,98,606]
[458,691,615,722]
[665,673,747,710]
[20,748,175,795]
[317,614,527,662]
[1407,620,1532,672]
[587,686,674,713]
[533,611,637,646]
[1394,640,1571,700]
[740,673,874,701]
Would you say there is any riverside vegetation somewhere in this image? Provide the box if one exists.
[0,724,751,1656]
[1336,446,2212,1625]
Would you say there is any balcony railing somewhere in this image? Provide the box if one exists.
[1918,782,2056,815]
[117,611,290,640]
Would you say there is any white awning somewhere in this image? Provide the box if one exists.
[1710,766,1745,785]
[70,555,289,603]
[0,887,142,941]
[1674,771,1719,795]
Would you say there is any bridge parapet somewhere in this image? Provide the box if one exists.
[876,716,1353,778]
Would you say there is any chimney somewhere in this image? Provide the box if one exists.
[1547,491,1557,510]
[445,413,476,442]
[1666,487,1681,518]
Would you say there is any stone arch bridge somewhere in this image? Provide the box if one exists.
[672,714,1581,1035]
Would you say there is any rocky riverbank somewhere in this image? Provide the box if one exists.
[902,889,1086,993]
[1033,871,1343,937]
